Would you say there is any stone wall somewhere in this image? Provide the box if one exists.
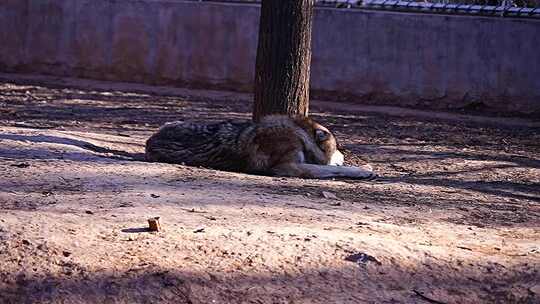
[1,0,539,114]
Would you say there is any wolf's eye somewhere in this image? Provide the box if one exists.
[315,129,329,142]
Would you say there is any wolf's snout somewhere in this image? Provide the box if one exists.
[329,150,344,166]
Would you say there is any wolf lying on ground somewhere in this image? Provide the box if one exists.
[145,115,375,179]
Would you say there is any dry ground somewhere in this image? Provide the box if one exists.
[0,73,539,304]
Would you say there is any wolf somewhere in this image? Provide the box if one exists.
[145,115,375,179]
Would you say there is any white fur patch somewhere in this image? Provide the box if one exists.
[329,150,344,166]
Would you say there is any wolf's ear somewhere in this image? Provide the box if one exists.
[315,129,329,142]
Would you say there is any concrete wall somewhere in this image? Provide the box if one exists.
[1,0,539,114]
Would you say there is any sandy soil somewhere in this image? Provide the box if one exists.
[0,73,539,304]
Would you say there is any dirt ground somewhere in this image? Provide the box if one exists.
[0,73,539,304]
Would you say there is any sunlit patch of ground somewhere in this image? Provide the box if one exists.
[1,74,539,303]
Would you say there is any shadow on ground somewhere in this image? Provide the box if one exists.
[0,133,145,161]
[1,261,537,304]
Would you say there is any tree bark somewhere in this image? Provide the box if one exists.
[253,0,315,122]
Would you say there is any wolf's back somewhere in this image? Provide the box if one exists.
[145,120,253,171]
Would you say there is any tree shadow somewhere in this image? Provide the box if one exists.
[0,133,145,161]
[0,258,536,304]
[351,146,540,203]
[1,78,252,130]
[397,177,540,203]
[368,146,540,170]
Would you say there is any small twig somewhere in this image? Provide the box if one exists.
[181,208,207,214]
[413,289,447,304]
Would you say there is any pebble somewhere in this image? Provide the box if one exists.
[322,191,338,200]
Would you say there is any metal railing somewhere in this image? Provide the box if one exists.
[196,0,540,18]
[318,0,539,8]
[355,0,540,17]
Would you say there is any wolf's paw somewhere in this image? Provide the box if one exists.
[353,171,377,180]
[360,164,378,180]
[341,165,377,180]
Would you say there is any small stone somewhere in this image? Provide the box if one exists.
[322,191,338,200]
[11,163,30,168]
[150,194,160,198]
[193,227,205,233]
[345,252,381,266]
[22,239,31,246]
[62,251,72,257]
[85,210,94,215]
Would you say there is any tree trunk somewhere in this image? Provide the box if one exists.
[252,0,315,122]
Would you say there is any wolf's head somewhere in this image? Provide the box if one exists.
[292,116,344,166]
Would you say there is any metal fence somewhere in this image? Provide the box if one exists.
[197,0,540,18]
[319,0,539,7]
